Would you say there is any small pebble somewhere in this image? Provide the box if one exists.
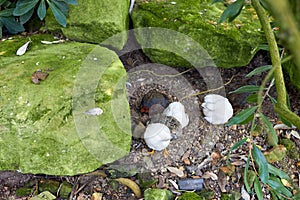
[178,178,204,191]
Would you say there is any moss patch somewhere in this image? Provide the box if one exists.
[46,0,129,49]
[131,0,266,68]
[0,35,131,175]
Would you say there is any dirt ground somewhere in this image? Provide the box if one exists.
[0,35,300,200]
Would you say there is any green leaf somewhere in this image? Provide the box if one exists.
[51,0,68,16]
[267,178,292,197]
[226,106,258,126]
[270,190,280,200]
[246,65,272,77]
[243,156,251,192]
[260,114,278,146]
[268,164,290,180]
[219,0,245,23]
[254,177,263,200]
[64,0,78,5]
[0,8,14,17]
[13,0,39,16]
[268,95,277,104]
[252,144,269,183]
[19,7,34,24]
[230,85,261,94]
[259,0,270,10]
[0,23,2,38]
[37,0,47,20]
[0,0,7,6]
[245,94,259,104]
[0,17,25,34]
[226,137,248,166]
[48,1,67,27]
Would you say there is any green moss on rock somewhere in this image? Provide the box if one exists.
[46,0,129,49]
[0,35,131,175]
[131,0,266,68]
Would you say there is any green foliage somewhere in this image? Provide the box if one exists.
[252,144,269,183]
[216,0,299,198]
[226,106,257,126]
[0,0,77,38]
[213,0,245,23]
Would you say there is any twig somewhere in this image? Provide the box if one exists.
[179,75,235,101]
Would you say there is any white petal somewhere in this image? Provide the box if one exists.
[84,107,103,116]
[202,94,233,124]
[16,41,30,56]
[144,123,172,151]
[163,102,189,128]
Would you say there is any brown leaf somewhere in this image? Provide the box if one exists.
[217,170,227,193]
[220,165,235,175]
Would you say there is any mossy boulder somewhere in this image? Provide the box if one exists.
[0,34,131,175]
[131,0,266,68]
[46,0,129,49]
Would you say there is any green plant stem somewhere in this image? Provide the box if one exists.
[266,0,300,73]
[251,0,300,129]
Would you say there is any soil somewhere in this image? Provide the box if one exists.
[1,33,300,200]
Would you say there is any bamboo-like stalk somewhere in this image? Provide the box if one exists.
[251,0,300,129]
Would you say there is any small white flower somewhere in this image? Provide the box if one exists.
[202,94,233,124]
[144,123,172,151]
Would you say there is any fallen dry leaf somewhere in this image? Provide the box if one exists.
[202,171,218,180]
[220,165,235,175]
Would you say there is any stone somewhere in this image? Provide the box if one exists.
[144,188,174,200]
[0,34,131,175]
[46,0,130,50]
[131,0,266,68]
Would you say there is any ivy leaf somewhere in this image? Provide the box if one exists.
[13,0,39,16]
[246,65,272,77]
[252,144,269,183]
[230,85,261,94]
[226,106,258,126]
[260,114,278,146]
[254,177,263,200]
[48,1,67,27]
[219,0,245,23]
[38,0,47,20]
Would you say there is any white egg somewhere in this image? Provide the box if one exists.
[163,102,189,128]
[144,123,172,151]
[201,94,233,124]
